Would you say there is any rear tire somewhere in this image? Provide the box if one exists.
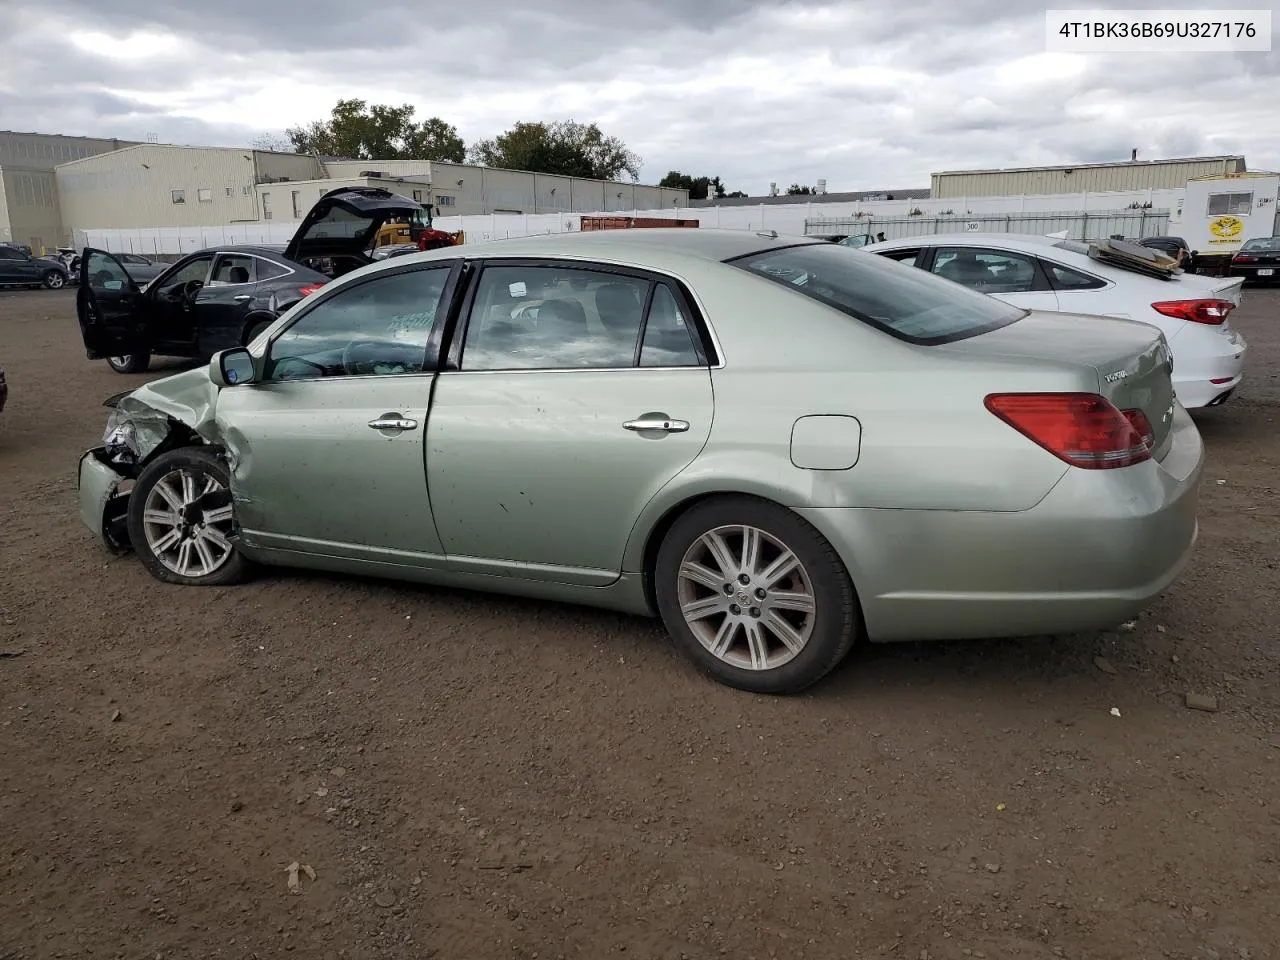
[654,496,860,694]
[107,352,150,374]
[127,447,250,587]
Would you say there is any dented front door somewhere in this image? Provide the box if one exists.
[215,377,444,563]
[211,262,457,565]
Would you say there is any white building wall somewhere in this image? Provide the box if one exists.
[257,177,425,224]
[254,150,324,183]
[419,161,689,216]
[0,131,136,249]
[0,173,11,243]
[0,131,135,169]
[932,157,1246,198]
[1,168,61,251]
[57,145,261,230]
[323,159,433,180]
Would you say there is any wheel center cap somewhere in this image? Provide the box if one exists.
[736,591,751,607]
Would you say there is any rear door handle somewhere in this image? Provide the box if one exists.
[368,416,418,431]
[623,416,689,433]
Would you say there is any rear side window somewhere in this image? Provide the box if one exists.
[728,243,1025,345]
[1044,261,1106,290]
[255,259,290,280]
[875,248,921,266]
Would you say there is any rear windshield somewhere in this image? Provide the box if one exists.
[1241,237,1280,252]
[727,243,1025,345]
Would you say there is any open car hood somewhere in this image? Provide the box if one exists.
[283,186,426,264]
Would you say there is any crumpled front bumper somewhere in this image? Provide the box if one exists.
[77,447,131,552]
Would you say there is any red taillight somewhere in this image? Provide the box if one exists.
[1150,299,1234,325]
[1232,254,1257,263]
[985,393,1153,469]
[298,282,326,297]
[1123,409,1155,449]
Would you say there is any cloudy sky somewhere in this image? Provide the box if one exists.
[1,0,1277,193]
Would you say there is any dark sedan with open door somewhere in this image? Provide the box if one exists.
[77,187,427,374]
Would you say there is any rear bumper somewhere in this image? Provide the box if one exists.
[1169,327,1246,409]
[77,448,131,552]
[1228,265,1279,279]
[798,405,1204,642]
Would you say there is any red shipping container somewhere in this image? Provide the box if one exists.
[579,216,699,231]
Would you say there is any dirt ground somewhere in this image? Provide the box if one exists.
[1,284,1277,960]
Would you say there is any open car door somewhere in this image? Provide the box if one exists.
[283,187,427,278]
[77,249,145,360]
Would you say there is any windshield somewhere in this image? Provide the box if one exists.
[1241,237,1280,252]
[728,243,1026,345]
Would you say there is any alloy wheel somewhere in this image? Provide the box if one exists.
[676,524,817,671]
[142,468,236,578]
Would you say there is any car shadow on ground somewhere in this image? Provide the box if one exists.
[1190,403,1276,445]
[239,564,1112,698]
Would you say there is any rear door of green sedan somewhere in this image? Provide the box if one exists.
[426,259,716,585]
[213,261,461,564]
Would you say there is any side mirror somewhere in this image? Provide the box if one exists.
[209,347,256,387]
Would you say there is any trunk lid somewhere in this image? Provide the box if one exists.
[942,310,1178,459]
[1177,271,1245,306]
[283,187,427,269]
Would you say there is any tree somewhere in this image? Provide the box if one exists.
[725,190,748,198]
[786,183,814,196]
[468,120,642,182]
[658,171,730,201]
[286,99,465,162]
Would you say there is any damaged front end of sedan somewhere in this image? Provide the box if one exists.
[77,368,227,554]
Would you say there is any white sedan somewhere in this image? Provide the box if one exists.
[864,233,1247,409]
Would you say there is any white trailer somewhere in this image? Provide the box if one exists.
[1168,172,1280,271]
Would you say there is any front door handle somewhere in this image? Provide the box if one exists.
[623,415,689,433]
[368,416,418,432]
[233,295,252,302]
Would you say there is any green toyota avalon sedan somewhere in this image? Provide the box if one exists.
[76,228,1203,694]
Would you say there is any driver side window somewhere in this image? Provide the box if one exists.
[265,266,450,380]
[154,256,214,300]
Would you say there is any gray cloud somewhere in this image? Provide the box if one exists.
[2,0,1278,194]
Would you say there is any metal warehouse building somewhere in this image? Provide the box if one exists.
[931,154,1247,198]
[52,142,688,241]
[0,131,138,251]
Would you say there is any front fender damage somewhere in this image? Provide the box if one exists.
[81,367,231,553]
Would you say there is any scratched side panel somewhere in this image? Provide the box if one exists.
[424,368,714,583]
[214,375,446,563]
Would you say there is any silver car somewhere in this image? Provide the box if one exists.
[76,229,1203,694]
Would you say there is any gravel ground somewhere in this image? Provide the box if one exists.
[1,285,1277,960]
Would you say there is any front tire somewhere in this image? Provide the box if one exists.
[107,352,150,374]
[43,270,66,289]
[654,496,860,694]
[126,447,250,586]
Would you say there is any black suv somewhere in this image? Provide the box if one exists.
[77,187,428,373]
[0,244,72,289]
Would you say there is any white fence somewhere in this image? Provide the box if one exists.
[805,209,1172,242]
[74,185,1187,255]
